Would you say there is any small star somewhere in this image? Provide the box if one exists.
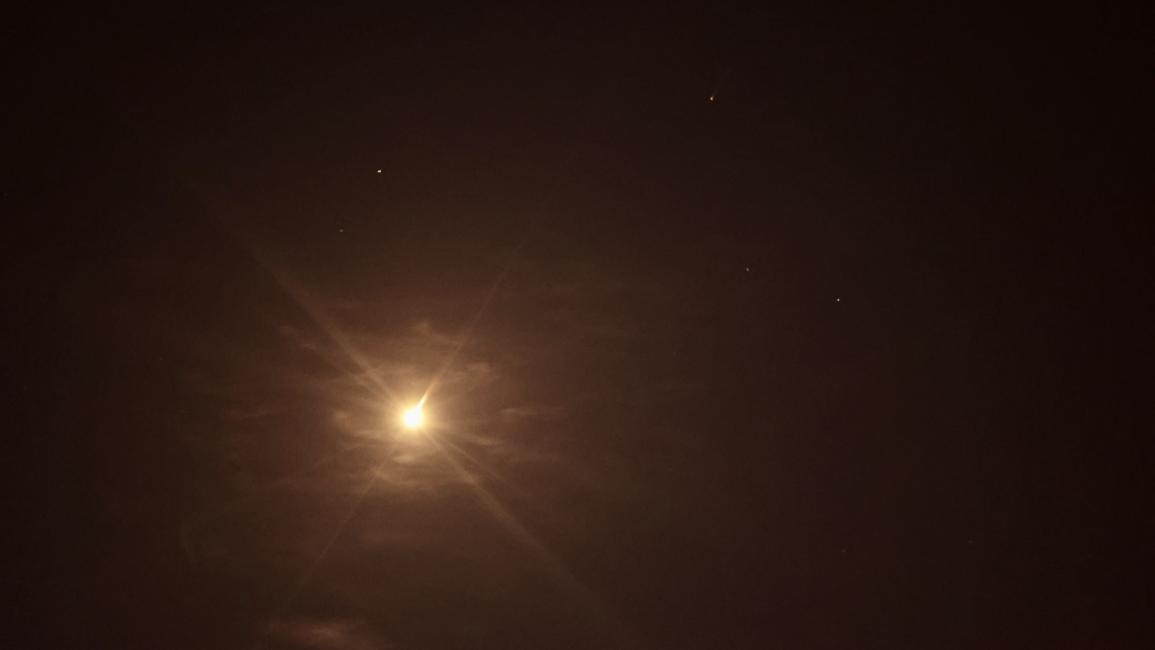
[338,228,345,233]
[745,267,750,272]
[835,297,841,302]
[376,169,382,174]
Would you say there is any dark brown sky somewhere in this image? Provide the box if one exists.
[6,4,1150,649]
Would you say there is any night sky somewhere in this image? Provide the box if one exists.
[6,5,1150,649]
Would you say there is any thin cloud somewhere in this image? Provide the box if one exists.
[267,617,392,650]
[499,404,567,423]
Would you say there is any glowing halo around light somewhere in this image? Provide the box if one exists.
[401,403,425,430]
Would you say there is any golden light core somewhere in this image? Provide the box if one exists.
[402,404,424,429]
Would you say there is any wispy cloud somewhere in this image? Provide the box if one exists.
[267,617,391,650]
[499,404,567,423]
[220,404,285,421]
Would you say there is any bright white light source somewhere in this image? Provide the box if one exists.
[402,404,424,429]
